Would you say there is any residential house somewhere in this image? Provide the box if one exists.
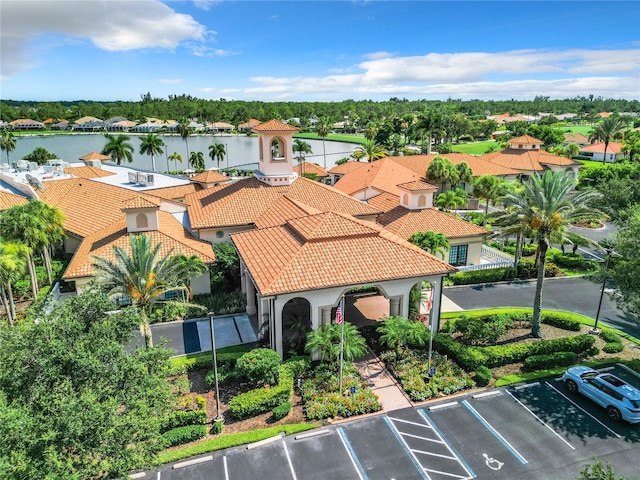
[578,142,625,163]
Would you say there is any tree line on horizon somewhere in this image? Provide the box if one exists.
[1,95,638,127]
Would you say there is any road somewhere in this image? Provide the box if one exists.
[443,276,640,339]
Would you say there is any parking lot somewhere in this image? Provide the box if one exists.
[133,364,640,480]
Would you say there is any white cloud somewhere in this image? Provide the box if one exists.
[0,0,207,78]
[192,0,220,11]
[158,78,183,85]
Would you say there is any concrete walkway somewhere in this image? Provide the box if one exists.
[354,349,412,412]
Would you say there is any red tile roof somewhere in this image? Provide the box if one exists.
[580,142,623,154]
[253,196,322,229]
[0,191,28,210]
[328,161,367,175]
[122,196,161,210]
[389,154,519,177]
[483,148,578,172]
[64,166,116,179]
[79,151,111,161]
[508,135,543,145]
[185,176,380,230]
[190,170,230,184]
[334,158,421,196]
[231,212,456,296]
[252,119,299,132]
[397,179,438,191]
[294,162,328,177]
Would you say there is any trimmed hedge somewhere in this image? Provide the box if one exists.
[160,409,207,433]
[170,347,249,372]
[211,421,223,435]
[541,312,581,331]
[600,330,624,353]
[522,352,577,372]
[272,402,292,421]
[475,366,492,387]
[434,333,595,370]
[228,357,310,420]
[161,425,207,448]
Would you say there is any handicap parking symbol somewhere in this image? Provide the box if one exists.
[483,453,503,471]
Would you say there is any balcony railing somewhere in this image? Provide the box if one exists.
[456,244,514,272]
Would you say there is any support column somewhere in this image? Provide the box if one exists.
[389,297,401,317]
[274,303,283,359]
[245,279,257,315]
[430,279,443,333]
[240,263,247,294]
[321,307,331,327]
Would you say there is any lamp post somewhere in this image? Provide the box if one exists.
[208,312,223,422]
[591,248,613,334]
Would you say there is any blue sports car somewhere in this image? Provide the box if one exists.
[561,366,640,424]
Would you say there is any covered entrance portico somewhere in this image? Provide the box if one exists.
[232,211,456,358]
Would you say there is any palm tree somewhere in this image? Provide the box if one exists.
[189,151,205,171]
[315,117,331,169]
[589,115,627,164]
[293,139,312,175]
[352,139,388,163]
[305,322,366,364]
[364,122,378,141]
[436,189,468,214]
[92,234,207,348]
[139,133,165,173]
[426,156,458,192]
[472,175,505,226]
[177,119,192,160]
[168,151,183,173]
[0,130,17,164]
[565,143,580,160]
[416,109,443,154]
[208,143,226,170]
[408,231,450,258]
[455,162,473,188]
[498,170,606,337]
[101,133,134,165]
[24,201,65,285]
[377,316,430,360]
[0,242,28,325]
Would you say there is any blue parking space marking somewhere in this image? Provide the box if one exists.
[337,427,368,480]
[461,400,528,465]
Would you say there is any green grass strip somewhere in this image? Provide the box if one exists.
[494,358,624,387]
[169,344,251,368]
[294,132,366,144]
[156,423,319,464]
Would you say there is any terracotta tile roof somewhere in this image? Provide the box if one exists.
[0,191,28,210]
[185,176,380,230]
[508,135,543,145]
[64,166,116,179]
[144,183,201,201]
[79,151,111,161]
[231,212,456,296]
[483,148,578,172]
[328,161,367,175]
[254,196,322,229]
[377,205,489,240]
[397,179,438,191]
[238,119,261,128]
[580,142,623,154]
[387,154,520,178]
[74,116,102,124]
[564,133,589,143]
[190,170,230,184]
[63,211,216,280]
[366,192,401,213]
[252,119,299,132]
[122,196,161,210]
[37,178,166,238]
[294,162,328,177]
[334,158,421,196]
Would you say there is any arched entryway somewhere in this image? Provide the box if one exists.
[282,297,312,358]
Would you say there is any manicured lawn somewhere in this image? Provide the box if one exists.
[557,125,594,136]
[451,140,497,155]
[294,132,365,144]
[576,158,607,169]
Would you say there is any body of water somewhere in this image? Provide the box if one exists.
[6,133,359,173]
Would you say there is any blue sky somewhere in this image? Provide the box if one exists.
[1,0,639,102]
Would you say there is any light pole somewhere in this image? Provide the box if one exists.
[591,248,613,334]
[208,312,223,422]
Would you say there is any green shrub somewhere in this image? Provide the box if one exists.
[602,343,624,353]
[448,267,515,286]
[171,348,248,372]
[600,330,620,343]
[272,402,292,421]
[228,363,295,419]
[549,252,584,269]
[161,425,207,448]
[522,352,577,372]
[625,359,640,374]
[160,409,207,433]
[542,312,581,331]
[475,366,492,387]
[211,421,223,435]
[600,330,624,353]
[195,395,207,409]
[236,348,282,386]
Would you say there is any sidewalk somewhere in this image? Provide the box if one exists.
[354,349,412,412]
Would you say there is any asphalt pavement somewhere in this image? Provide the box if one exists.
[443,276,640,339]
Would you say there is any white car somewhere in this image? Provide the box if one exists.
[561,366,640,424]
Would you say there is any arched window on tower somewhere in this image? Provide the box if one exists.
[418,195,426,207]
[136,213,149,229]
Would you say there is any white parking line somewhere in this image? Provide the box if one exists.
[505,388,575,450]
[337,427,366,480]
[472,390,502,399]
[282,440,297,480]
[544,381,621,438]
[173,455,213,469]
[223,455,229,480]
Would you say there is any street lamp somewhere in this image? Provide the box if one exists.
[208,312,223,422]
[591,248,613,334]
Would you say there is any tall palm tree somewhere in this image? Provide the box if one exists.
[426,156,458,192]
[416,109,443,154]
[177,119,192,160]
[101,133,134,165]
[139,133,165,173]
[189,151,205,171]
[497,170,605,337]
[0,130,17,164]
[0,242,29,325]
[293,139,312,175]
[455,162,473,188]
[208,143,226,170]
[315,117,331,169]
[364,122,378,141]
[24,201,65,285]
[352,139,388,163]
[589,115,627,164]
[168,151,183,173]
[92,234,207,348]
[472,175,505,226]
